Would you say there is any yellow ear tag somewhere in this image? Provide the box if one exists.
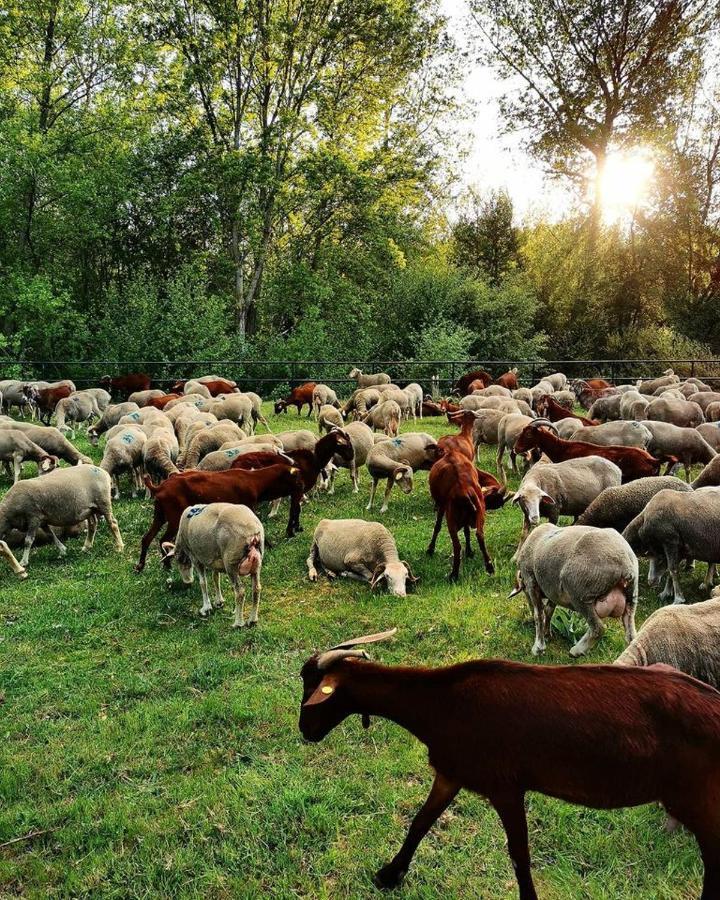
[321,685,334,695]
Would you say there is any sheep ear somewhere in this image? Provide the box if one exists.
[303,673,341,707]
[540,491,556,505]
[394,469,404,481]
[160,541,176,560]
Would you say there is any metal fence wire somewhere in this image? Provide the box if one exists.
[4,359,720,395]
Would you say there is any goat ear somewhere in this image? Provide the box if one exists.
[303,673,340,706]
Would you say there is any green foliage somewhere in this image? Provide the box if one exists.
[452,188,520,285]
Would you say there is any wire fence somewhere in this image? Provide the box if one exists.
[3,358,720,395]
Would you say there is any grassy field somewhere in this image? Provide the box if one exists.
[0,405,710,898]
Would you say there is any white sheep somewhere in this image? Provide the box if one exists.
[100,427,147,498]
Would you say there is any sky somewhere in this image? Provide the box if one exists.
[440,0,571,220]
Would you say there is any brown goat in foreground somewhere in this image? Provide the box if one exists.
[300,630,720,898]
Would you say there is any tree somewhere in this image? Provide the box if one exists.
[469,0,717,217]
[451,188,519,284]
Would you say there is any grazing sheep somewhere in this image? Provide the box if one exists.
[0,422,92,466]
[307,518,416,596]
[511,523,638,656]
[576,476,693,531]
[377,389,413,422]
[403,383,423,419]
[571,421,653,449]
[173,410,218,447]
[183,380,212,398]
[512,456,622,541]
[54,394,97,435]
[615,598,720,688]
[692,454,720,489]
[240,391,272,433]
[363,399,401,437]
[477,385,513,398]
[87,402,140,444]
[530,380,555,406]
[544,372,568,391]
[142,429,180,483]
[697,423,720,453]
[128,389,166,407]
[317,404,344,433]
[587,393,622,422]
[555,418,584,439]
[496,413,533,484]
[219,434,283,450]
[640,420,716,481]
[178,422,246,469]
[197,442,284,472]
[312,384,339,419]
[341,388,381,420]
[100,427,148,498]
[0,465,124,567]
[165,393,214,413]
[208,394,254,432]
[706,402,720,422]
[512,388,534,406]
[165,502,264,628]
[471,409,507,449]
[637,370,679,394]
[646,396,705,428]
[0,429,58,483]
[619,390,651,420]
[0,381,35,417]
[348,368,391,388]
[623,487,720,603]
[326,422,373,494]
[366,433,439,513]
[118,406,169,429]
[274,430,317,452]
[77,388,111,412]
[688,392,720,412]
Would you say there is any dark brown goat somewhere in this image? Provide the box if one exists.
[299,630,720,897]
[535,394,597,426]
[454,369,492,396]
[274,382,317,416]
[100,373,152,398]
[514,421,662,482]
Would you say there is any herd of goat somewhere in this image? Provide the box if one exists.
[4,364,720,897]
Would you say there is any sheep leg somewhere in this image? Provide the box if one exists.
[496,446,506,485]
[703,564,716,590]
[427,507,444,556]
[83,515,98,551]
[12,455,21,484]
[373,772,460,890]
[510,449,519,475]
[211,570,225,608]
[0,540,26,578]
[306,543,321,581]
[542,601,555,640]
[197,568,213,617]
[247,570,261,625]
[231,577,246,627]
[20,524,39,567]
[379,479,396,514]
[99,504,124,553]
[622,598,637,645]
[351,462,359,493]
[492,794,538,900]
[366,478,379,511]
[569,606,604,657]
[529,586,546,655]
[268,498,281,518]
[665,545,687,604]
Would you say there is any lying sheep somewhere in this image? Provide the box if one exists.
[101,427,148,498]
[312,384,339,419]
[88,402,141,444]
[0,421,92,465]
[0,465,124,566]
[363,399,401,437]
[0,429,58,482]
[366,432,438,513]
[615,598,720,688]
[142,429,179,483]
[317,404,344,433]
[165,502,264,628]
[178,422,246,469]
[640,420,716,481]
[512,456,622,541]
[307,518,417,596]
[576,476,692,531]
[646,396,705,428]
[327,422,373,494]
[623,487,720,603]
[512,523,638,657]
[349,368,391,388]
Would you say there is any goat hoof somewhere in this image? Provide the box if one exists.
[374,865,406,890]
[485,562,495,575]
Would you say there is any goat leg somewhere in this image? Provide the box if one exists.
[492,794,538,900]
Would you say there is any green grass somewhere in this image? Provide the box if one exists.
[0,407,710,898]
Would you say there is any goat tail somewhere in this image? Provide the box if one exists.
[144,475,159,494]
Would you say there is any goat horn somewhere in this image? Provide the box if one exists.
[316,648,371,670]
[327,627,398,651]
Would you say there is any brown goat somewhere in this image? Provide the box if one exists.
[274,382,317,416]
[100,373,152,398]
[299,630,720,897]
[535,394,597,425]
[454,369,492,395]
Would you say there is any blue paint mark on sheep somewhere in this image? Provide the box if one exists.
[122,433,134,444]
[186,505,205,518]
[391,438,404,447]
[129,412,140,421]
[225,448,240,457]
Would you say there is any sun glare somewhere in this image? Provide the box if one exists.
[595,150,654,223]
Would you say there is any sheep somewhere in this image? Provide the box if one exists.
[554,417,584,439]
[570,420,653,449]
[623,487,720,603]
[208,394,254,432]
[183,380,212,398]
[615,598,720,688]
[0,381,35,417]
[637,370,679,393]
[317,404,344,433]
[273,430,317,452]
[363,399,401,437]
[0,422,91,466]
[689,391,720,412]
[54,394,97,435]
[549,389,575,409]
[326,422,373,494]
[311,384,339,419]
[640,420,716,481]
[693,455,720,489]
[241,392,272,432]
[707,402,720,422]
[164,502,264,628]
[366,432,439,513]
[544,372,568,391]
[697,423,720,453]
[0,465,124,566]
[476,384,512,398]
[512,387,533,406]
[128,389,166,407]
[512,456,622,541]
[0,429,58,483]
[587,393,622,421]
[178,422,246,470]
[219,433,283,450]
[530,380,555,406]
[511,523,638,656]
[495,413,533,484]
[471,408,506,449]
[646,396,705,428]
[348,368,391,388]
[118,406,169,429]
[142,428,180,484]
[164,393,214,413]
[78,388,111,412]
[403,383,423,418]
[307,518,416,596]
[100,427,148,498]
[196,442,284,472]
[576,476,693,531]
[619,390,652,420]
[341,387,381,420]
[377,388,413,422]
[173,410,218,447]
[298,632,720,897]
[87,402,140,445]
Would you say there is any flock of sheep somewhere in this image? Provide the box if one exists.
[5,365,720,894]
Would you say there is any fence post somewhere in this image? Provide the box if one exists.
[691,360,696,378]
